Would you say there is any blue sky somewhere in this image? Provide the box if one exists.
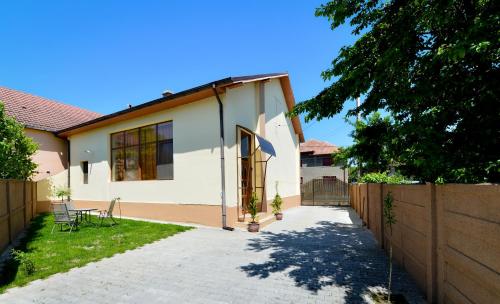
[0,0,358,147]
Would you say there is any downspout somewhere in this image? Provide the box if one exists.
[67,139,71,189]
[212,84,233,231]
[66,138,71,200]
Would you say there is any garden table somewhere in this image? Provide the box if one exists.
[69,208,98,225]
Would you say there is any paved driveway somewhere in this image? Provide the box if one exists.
[0,207,424,303]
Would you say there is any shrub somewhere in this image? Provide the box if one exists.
[11,249,35,276]
[271,194,282,215]
[359,172,408,184]
[54,186,71,202]
[248,192,259,223]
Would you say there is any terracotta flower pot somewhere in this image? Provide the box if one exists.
[248,222,260,232]
[275,213,283,220]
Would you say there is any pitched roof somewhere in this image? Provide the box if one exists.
[0,86,102,132]
[56,73,304,142]
[300,139,339,155]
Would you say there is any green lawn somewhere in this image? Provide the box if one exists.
[0,213,192,293]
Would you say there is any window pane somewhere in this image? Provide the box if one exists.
[82,161,89,174]
[140,142,156,180]
[82,161,89,184]
[125,129,139,146]
[112,149,125,181]
[322,157,332,166]
[241,135,250,158]
[157,141,173,179]
[111,132,124,149]
[158,122,172,140]
[140,125,157,144]
[125,146,140,181]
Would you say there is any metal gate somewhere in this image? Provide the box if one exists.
[301,178,349,206]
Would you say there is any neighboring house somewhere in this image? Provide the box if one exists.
[0,87,101,200]
[1,73,304,228]
[300,139,347,183]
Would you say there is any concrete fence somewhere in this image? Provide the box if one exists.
[0,180,37,253]
[349,183,500,303]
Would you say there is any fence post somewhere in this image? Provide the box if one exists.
[366,184,370,229]
[426,183,437,303]
[380,183,384,249]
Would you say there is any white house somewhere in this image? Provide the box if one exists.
[28,73,304,228]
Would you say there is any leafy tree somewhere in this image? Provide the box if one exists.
[332,112,395,177]
[351,112,395,173]
[291,0,500,183]
[0,102,38,179]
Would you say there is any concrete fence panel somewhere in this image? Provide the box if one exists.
[349,183,500,304]
[436,184,500,304]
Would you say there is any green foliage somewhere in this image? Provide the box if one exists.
[271,194,283,215]
[383,191,396,300]
[0,102,38,180]
[359,172,408,184]
[331,146,352,169]
[435,177,445,185]
[10,249,35,276]
[248,192,259,223]
[332,112,396,177]
[271,181,283,215]
[53,186,71,201]
[383,192,396,232]
[290,1,500,183]
[1,213,191,292]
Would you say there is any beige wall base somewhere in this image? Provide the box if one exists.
[37,195,301,228]
[264,194,301,214]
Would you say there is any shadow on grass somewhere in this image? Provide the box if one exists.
[240,221,419,303]
[0,213,48,288]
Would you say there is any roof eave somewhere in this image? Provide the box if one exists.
[56,73,304,142]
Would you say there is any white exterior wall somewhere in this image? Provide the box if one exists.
[68,80,300,207]
[263,79,300,199]
[222,83,259,207]
[69,96,222,205]
[301,166,348,183]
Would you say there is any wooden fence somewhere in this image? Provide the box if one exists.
[349,183,500,303]
[0,180,37,253]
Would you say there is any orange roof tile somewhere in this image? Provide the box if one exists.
[0,86,102,132]
[300,139,339,155]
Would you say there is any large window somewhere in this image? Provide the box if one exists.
[111,121,173,181]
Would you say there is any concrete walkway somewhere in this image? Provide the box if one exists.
[0,207,424,303]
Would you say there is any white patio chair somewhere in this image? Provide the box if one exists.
[98,198,119,226]
[51,203,77,233]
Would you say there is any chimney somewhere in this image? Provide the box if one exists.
[162,90,174,97]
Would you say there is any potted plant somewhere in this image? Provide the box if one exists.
[247,192,260,232]
[271,182,283,220]
[272,194,283,220]
[54,186,71,202]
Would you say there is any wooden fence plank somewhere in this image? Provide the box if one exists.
[0,180,36,253]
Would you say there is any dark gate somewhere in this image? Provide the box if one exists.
[301,178,349,206]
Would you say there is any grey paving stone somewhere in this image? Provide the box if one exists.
[0,206,425,304]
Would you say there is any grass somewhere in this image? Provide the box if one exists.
[0,213,192,293]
